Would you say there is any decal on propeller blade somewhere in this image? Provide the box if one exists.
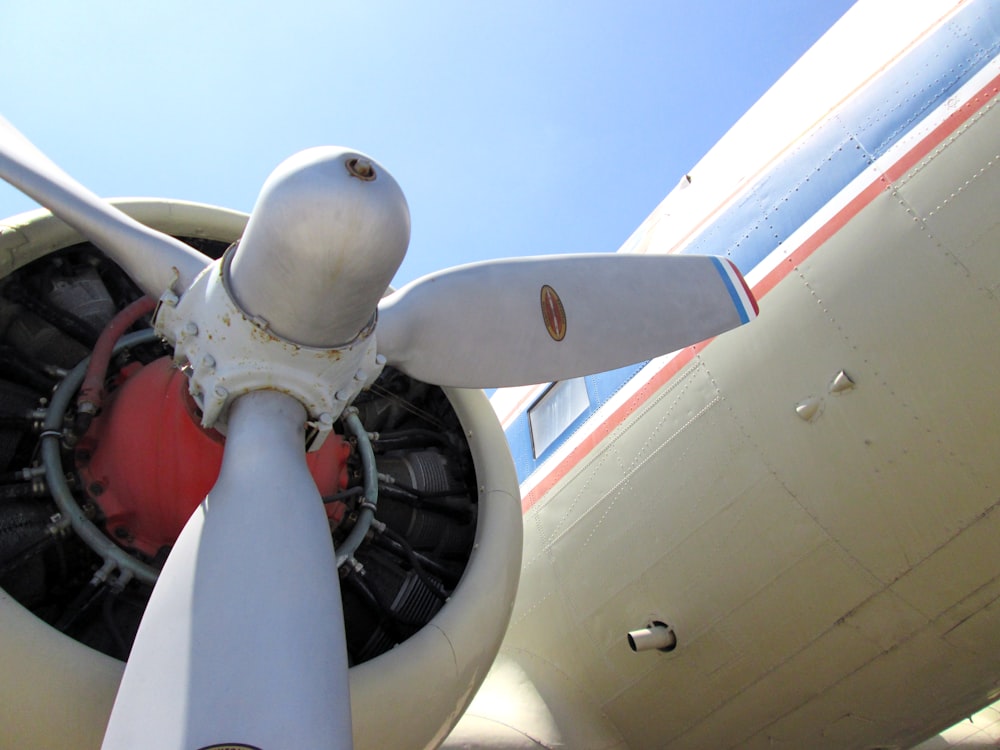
[540,284,567,342]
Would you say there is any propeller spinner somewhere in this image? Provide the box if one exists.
[0,114,757,749]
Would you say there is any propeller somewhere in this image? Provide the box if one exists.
[377,253,757,388]
[0,115,757,749]
[0,116,209,297]
[100,390,352,749]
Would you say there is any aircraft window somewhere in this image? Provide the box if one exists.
[529,378,590,458]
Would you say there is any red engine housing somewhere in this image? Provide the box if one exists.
[75,356,352,557]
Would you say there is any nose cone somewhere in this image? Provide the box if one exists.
[228,146,410,347]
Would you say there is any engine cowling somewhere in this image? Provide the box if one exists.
[0,200,522,749]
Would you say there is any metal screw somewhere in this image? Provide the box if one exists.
[346,157,376,181]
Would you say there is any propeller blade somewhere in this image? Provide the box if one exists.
[101,390,352,750]
[0,116,209,297]
[377,253,757,387]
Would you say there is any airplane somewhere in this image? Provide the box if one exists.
[0,1,999,749]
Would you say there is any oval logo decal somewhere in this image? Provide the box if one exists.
[540,285,567,342]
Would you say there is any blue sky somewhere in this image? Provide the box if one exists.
[2,0,856,286]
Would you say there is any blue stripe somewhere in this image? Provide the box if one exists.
[505,362,648,482]
[711,257,750,324]
[682,1,1000,275]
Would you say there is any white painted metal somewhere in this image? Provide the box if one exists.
[348,386,523,749]
[378,253,755,388]
[627,624,677,653]
[0,116,210,297]
[441,654,629,750]
[155,249,383,439]
[228,146,410,347]
[0,589,122,749]
[913,701,1000,748]
[0,199,248,278]
[101,390,353,750]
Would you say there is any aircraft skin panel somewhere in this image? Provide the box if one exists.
[506,115,1000,749]
[641,190,1000,747]
[695,71,1000,746]
[502,13,1000,527]
[621,0,1000,273]
[478,1,1000,748]
[495,0,1000,499]
[892,92,1000,294]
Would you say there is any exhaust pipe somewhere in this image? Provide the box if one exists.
[627,622,677,653]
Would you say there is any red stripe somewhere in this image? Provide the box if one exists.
[727,258,759,316]
[520,343,706,513]
[519,70,1000,515]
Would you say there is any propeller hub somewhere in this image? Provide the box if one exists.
[228,147,410,348]
[155,249,386,434]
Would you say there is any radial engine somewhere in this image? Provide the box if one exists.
[0,201,522,749]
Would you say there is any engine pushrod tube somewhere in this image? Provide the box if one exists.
[42,329,162,586]
[335,408,379,568]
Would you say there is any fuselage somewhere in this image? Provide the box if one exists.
[484,1,1000,747]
